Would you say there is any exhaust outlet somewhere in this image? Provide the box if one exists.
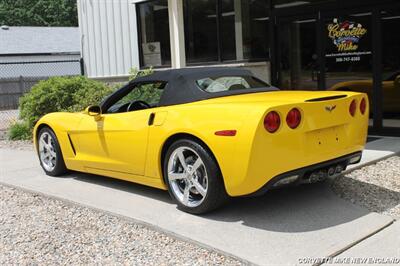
[328,167,336,177]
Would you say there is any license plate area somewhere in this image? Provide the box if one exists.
[306,125,346,152]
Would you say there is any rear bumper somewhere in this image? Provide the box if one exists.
[248,151,362,196]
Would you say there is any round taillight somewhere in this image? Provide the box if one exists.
[360,98,366,115]
[349,99,357,117]
[286,108,301,129]
[264,111,281,133]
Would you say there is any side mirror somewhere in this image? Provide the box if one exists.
[85,105,102,119]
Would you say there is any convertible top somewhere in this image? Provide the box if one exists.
[130,67,278,106]
[102,67,278,109]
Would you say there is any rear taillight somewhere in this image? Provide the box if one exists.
[264,111,281,133]
[360,98,366,115]
[286,108,301,129]
[349,99,357,117]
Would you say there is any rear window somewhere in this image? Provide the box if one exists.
[196,76,270,93]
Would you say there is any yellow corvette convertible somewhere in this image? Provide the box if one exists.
[34,68,368,213]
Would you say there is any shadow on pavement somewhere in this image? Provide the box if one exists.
[203,182,372,233]
[71,172,173,203]
[331,174,400,218]
[64,171,384,233]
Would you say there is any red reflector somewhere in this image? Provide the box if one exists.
[264,111,281,133]
[215,130,237,136]
[286,108,302,129]
[360,98,367,115]
[349,99,357,117]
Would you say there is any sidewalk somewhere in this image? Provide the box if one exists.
[1,139,399,265]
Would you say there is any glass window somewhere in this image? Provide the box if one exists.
[196,76,269,92]
[184,0,219,63]
[137,0,171,67]
[381,8,400,128]
[184,0,270,64]
[238,0,270,60]
[273,0,335,9]
[106,82,166,113]
[221,0,236,61]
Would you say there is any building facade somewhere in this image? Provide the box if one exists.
[78,0,400,135]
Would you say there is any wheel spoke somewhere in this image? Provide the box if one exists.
[177,150,187,170]
[169,172,186,181]
[40,139,47,149]
[49,149,56,158]
[182,185,190,205]
[192,179,206,197]
[39,132,57,172]
[190,157,203,174]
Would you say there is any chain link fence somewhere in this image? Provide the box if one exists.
[0,59,83,110]
[0,59,83,136]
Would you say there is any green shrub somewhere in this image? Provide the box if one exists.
[17,68,155,132]
[19,76,113,128]
[128,67,161,104]
[128,67,154,81]
[8,121,31,140]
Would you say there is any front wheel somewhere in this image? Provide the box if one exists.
[164,139,228,214]
[37,127,67,176]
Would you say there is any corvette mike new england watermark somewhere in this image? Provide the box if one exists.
[298,256,400,265]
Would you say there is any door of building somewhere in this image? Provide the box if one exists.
[275,14,324,91]
[273,2,400,135]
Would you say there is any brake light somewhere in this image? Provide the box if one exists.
[264,111,281,133]
[360,98,366,115]
[286,108,301,129]
[349,99,357,117]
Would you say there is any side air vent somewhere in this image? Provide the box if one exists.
[67,134,76,155]
[305,95,347,102]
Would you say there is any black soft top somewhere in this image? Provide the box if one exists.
[104,67,278,108]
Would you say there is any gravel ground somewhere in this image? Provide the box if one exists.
[0,184,243,265]
[0,140,33,150]
[332,155,400,219]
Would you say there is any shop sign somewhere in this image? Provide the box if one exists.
[142,42,162,67]
[326,18,371,63]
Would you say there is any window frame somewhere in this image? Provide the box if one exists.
[184,0,272,65]
[136,0,172,69]
[136,0,272,68]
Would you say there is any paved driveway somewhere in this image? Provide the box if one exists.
[0,147,396,265]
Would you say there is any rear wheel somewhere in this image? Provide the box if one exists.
[37,127,67,176]
[164,139,228,214]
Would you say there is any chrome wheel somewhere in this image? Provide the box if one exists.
[38,132,57,172]
[167,146,208,208]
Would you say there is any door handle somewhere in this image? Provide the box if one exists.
[148,113,155,126]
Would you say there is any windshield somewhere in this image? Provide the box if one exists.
[196,75,270,93]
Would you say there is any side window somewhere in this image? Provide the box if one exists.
[106,82,166,113]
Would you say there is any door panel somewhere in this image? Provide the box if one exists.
[75,109,152,175]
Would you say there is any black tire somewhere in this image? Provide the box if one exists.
[163,139,229,214]
[37,127,68,176]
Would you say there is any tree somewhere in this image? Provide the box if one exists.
[0,0,78,27]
